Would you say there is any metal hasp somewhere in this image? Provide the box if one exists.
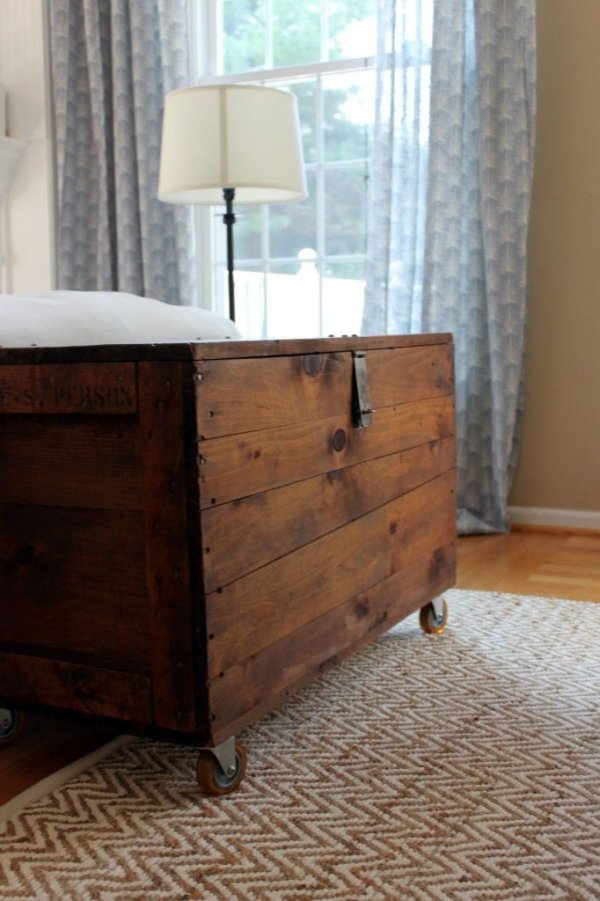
[352,350,374,428]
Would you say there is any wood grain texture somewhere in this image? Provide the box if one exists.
[0,416,143,509]
[0,504,149,669]
[456,531,600,601]
[206,469,456,677]
[0,530,594,806]
[138,362,198,733]
[196,352,351,439]
[0,652,151,721]
[0,363,137,414]
[366,343,454,408]
[202,438,455,592]
[0,333,452,366]
[0,335,459,790]
[199,395,455,508]
[196,343,453,439]
[208,542,456,742]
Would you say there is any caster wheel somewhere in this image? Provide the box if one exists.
[0,707,24,744]
[419,598,448,635]
[196,743,247,796]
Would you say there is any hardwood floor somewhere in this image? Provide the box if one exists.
[1,529,599,807]
[456,528,600,602]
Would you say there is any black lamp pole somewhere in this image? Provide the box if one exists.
[223,187,236,322]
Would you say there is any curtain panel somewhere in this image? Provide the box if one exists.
[49,0,196,304]
[364,0,536,534]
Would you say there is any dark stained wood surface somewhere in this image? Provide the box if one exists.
[206,469,456,677]
[365,343,454,407]
[0,652,152,721]
[192,333,453,360]
[0,333,452,365]
[0,334,457,757]
[0,363,137,414]
[196,351,351,439]
[208,542,455,743]
[196,343,454,439]
[0,504,149,670]
[0,416,143,510]
[199,395,455,508]
[138,362,198,733]
[202,438,455,592]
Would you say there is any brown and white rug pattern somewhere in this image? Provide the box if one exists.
[1,589,599,900]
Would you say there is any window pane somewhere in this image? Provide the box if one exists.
[272,0,321,67]
[234,205,262,261]
[321,260,365,336]
[279,78,317,165]
[269,171,317,259]
[221,0,266,73]
[324,167,368,256]
[327,1,376,61]
[323,70,375,163]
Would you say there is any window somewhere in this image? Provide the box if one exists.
[192,1,376,338]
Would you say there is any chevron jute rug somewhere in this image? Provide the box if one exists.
[0,589,599,900]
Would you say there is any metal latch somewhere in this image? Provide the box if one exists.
[352,351,374,428]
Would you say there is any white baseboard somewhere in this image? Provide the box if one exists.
[508,505,600,531]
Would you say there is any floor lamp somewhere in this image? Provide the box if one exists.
[158,84,307,323]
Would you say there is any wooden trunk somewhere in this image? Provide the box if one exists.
[0,335,456,749]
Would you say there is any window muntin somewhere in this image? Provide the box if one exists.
[195,2,377,337]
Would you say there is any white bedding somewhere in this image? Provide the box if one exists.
[0,291,242,347]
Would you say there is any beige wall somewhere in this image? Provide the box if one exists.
[0,0,55,292]
[510,0,600,514]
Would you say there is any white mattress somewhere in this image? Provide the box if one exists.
[0,291,242,347]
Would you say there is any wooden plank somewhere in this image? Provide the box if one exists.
[208,542,456,743]
[199,395,455,508]
[0,363,137,414]
[206,469,456,677]
[0,505,150,670]
[192,333,453,361]
[366,343,454,409]
[202,437,455,592]
[0,333,452,366]
[0,416,143,509]
[196,352,351,439]
[0,652,151,722]
[197,344,454,439]
[138,361,198,732]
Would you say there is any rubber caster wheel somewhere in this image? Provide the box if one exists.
[196,743,247,796]
[419,598,448,635]
[0,708,24,744]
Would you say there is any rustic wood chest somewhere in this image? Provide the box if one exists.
[0,334,456,793]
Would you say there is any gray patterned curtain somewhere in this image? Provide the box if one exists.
[49,0,196,304]
[364,0,536,534]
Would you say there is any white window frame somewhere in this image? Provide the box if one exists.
[190,1,376,333]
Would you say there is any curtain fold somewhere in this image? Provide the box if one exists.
[364,0,536,534]
[49,0,196,304]
[363,0,433,335]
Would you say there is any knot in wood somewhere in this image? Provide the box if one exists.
[302,354,324,377]
[331,429,347,452]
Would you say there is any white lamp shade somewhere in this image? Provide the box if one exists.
[158,84,307,205]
